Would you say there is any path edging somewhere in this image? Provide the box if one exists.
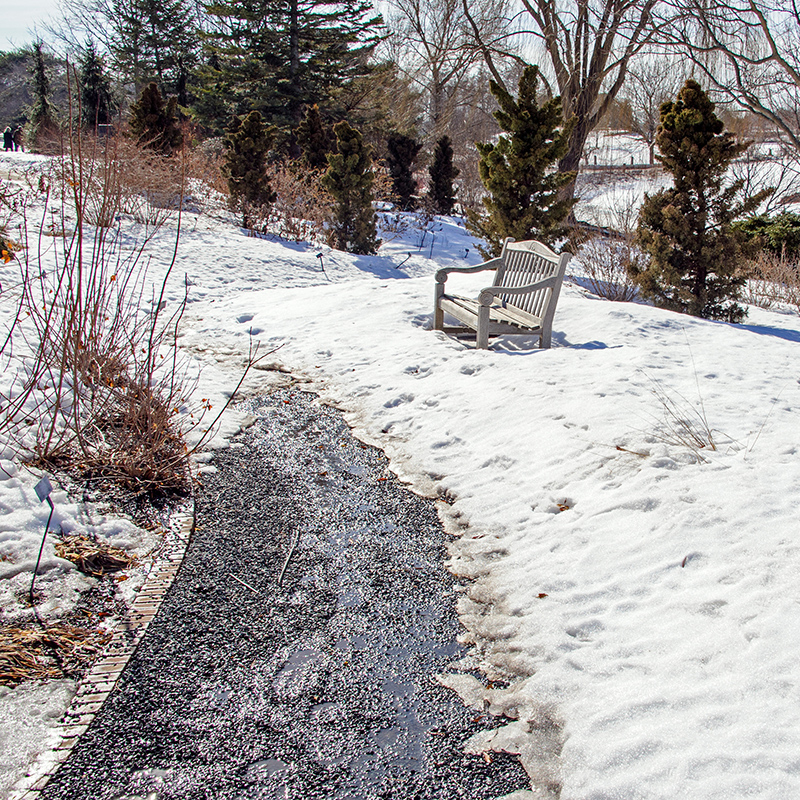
[10,506,195,800]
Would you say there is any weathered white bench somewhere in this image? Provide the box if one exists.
[433,238,570,349]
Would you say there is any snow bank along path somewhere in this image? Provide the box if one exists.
[170,219,800,800]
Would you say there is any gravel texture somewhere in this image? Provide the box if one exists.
[40,388,529,800]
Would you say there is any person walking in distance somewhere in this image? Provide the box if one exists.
[3,127,12,151]
[12,126,24,152]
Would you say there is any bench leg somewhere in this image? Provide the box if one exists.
[433,284,444,330]
[476,306,490,349]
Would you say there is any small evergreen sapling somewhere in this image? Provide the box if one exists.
[427,135,459,215]
[386,133,421,211]
[633,80,771,322]
[129,82,183,155]
[323,121,380,255]
[468,65,575,256]
[223,111,276,229]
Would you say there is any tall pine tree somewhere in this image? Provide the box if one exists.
[196,0,384,134]
[223,110,276,228]
[467,65,575,256]
[109,0,198,103]
[129,82,183,154]
[79,41,116,128]
[386,132,421,211]
[28,41,59,150]
[323,120,380,255]
[427,135,459,215]
[632,80,771,322]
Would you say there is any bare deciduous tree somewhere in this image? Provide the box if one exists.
[386,0,517,139]
[463,0,661,204]
[661,0,800,153]
[623,56,684,164]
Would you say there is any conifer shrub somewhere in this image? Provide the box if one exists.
[386,133,421,211]
[632,80,772,322]
[467,65,575,256]
[223,111,276,229]
[296,105,335,170]
[427,135,459,215]
[322,121,380,255]
[734,212,800,259]
[129,82,183,155]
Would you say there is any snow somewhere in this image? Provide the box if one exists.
[2,147,800,798]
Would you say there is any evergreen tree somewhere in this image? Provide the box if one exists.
[427,135,459,215]
[467,65,575,256]
[223,110,276,228]
[322,120,380,255]
[79,41,116,128]
[129,82,183,155]
[296,104,335,169]
[386,132,421,211]
[632,80,771,322]
[196,0,384,133]
[28,41,58,149]
[109,0,198,103]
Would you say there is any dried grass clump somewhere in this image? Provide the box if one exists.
[54,534,136,576]
[0,623,111,686]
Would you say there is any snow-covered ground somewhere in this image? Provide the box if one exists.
[2,148,800,799]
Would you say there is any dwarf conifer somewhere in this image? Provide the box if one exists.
[467,65,575,256]
[386,133,421,211]
[223,110,276,229]
[322,121,380,255]
[296,105,334,169]
[427,135,459,215]
[129,82,183,155]
[633,80,771,322]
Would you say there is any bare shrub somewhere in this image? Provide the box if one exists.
[741,249,800,313]
[571,235,642,302]
[266,162,333,243]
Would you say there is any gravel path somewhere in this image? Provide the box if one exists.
[40,388,530,800]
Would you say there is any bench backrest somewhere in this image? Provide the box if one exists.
[492,238,566,320]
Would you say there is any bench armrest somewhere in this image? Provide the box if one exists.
[478,275,560,305]
[435,257,502,284]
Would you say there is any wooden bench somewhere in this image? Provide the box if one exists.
[433,238,570,349]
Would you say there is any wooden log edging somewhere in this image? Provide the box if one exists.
[11,505,196,800]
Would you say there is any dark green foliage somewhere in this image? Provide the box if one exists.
[733,212,800,259]
[296,104,335,169]
[467,65,575,256]
[322,120,380,255]
[633,80,772,322]
[196,0,384,134]
[79,42,116,128]
[129,82,183,155]
[28,41,58,148]
[110,0,198,104]
[427,135,459,215]
[223,110,276,228]
[386,132,421,211]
